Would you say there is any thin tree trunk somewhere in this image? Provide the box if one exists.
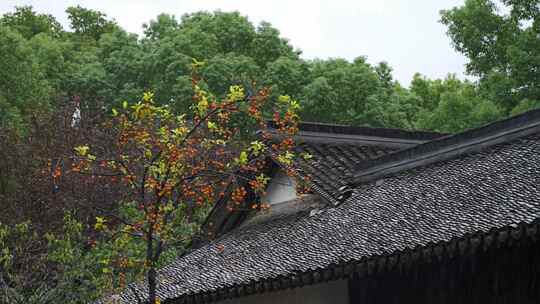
[146,222,157,304]
[148,266,157,304]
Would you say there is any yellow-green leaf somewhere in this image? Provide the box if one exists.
[143,91,154,103]
[278,95,291,104]
[236,151,249,166]
[207,121,218,130]
[277,151,295,165]
[227,85,245,102]
[197,97,209,115]
[249,140,265,156]
[301,153,313,160]
[94,216,107,230]
[74,145,90,157]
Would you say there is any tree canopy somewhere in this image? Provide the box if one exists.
[1,4,525,136]
[441,0,540,112]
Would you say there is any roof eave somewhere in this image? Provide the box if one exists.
[165,219,540,304]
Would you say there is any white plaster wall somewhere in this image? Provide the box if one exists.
[216,280,349,304]
[261,170,297,205]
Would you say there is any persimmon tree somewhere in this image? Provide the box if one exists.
[70,65,306,303]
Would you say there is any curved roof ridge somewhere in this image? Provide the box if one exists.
[295,121,446,141]
[267,121,447,148]
[351,108,540,186]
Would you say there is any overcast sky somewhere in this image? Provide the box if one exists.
[1,0,470,85]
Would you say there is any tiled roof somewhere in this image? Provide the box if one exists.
[196,122,444,240]
[294,142,394,204]
[352,107,540,185]
[109,111,540,304]
[287,122,446,205]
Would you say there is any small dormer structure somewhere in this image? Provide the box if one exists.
[195,122,445,243]
[277,122,445,206]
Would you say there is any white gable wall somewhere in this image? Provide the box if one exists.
[260,170,297,205]
[216,280,349,304]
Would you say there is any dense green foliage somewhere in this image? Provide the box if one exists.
[1,1,539,302]
[441,0,540,112]
[4,3,536,135]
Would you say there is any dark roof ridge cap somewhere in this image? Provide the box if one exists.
[266,121,447,142]
[351,109,540,186]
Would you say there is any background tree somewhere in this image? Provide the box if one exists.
[411,74,503,132]
[441,0,540,112]
[66,5,118,41]
[1,4,526,134]
[0,97,128,303]
[0,6,63,39]
[0,25,54,131]
[142,13,179,41]
[300,57,382,125]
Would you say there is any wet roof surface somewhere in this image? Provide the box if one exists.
[112,131,540,303]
